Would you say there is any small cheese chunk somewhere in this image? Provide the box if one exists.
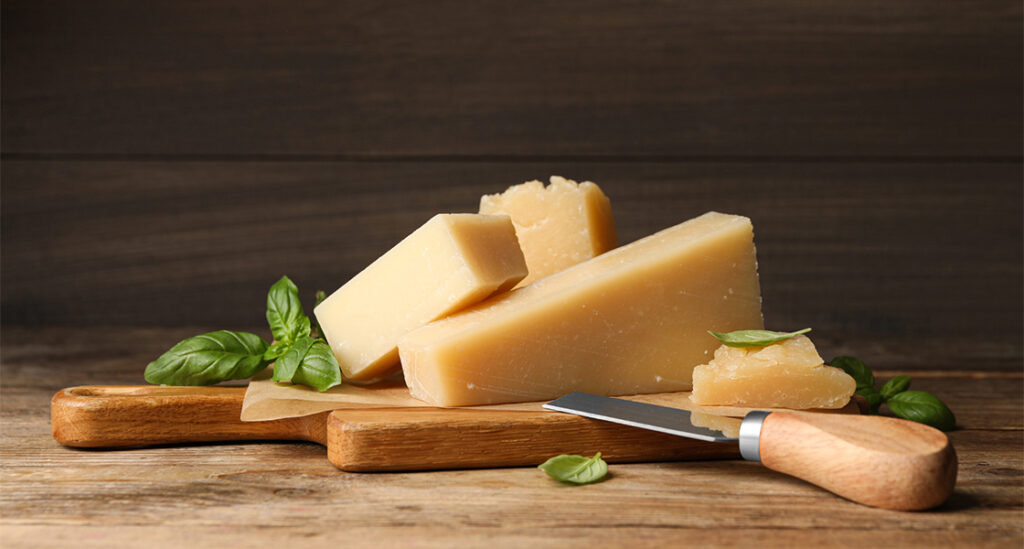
[398,212,764,406]
[479,176,617,287]
[690,335,855,409]
[315,214,527,383]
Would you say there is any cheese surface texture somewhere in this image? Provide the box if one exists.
[690,335,855,409]
[398,211,764,406]
[315,214,527,382]
[479,176,617,287]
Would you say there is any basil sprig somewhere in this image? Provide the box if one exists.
[261,277,341,391]
[538,452,608,485]
[708,328,811,348]
[829,356,956,431]
[145,276,341,391]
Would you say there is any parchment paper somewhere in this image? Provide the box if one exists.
[240,368,856,422]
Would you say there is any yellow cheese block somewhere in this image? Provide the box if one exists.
[398,211,764,406]
[315,214,528,383]
[479,176,617,287]
[690,335,856,409]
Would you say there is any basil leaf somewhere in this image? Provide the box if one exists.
[856,387,883,415]
[292,339,342,391]
[708,328,811,348]
[145,330,269,386]
[271,336,342,392]
[271,336,315,382]
[830,356,875,391]
[880,375,911,400]
[887,391,956,431]
[263,341,291,361]
[311,290,328,340]
[538,452,608,485]
[266,276,311,345]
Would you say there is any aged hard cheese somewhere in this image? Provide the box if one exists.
[479,176,617,287]
[690,335,855,409]
[314,214,527,383]
[398,211,764,406]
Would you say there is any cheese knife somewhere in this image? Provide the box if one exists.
[544,392,957,511]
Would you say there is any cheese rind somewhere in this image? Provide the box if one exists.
[314,214,527,382]
[479,176,617,287]
[690,336,856,409]
[398,212,764,406]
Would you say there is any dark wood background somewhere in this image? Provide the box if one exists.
[3,1,1022,344]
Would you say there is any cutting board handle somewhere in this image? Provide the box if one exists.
[51,385,327,447]
[756,412,957,510]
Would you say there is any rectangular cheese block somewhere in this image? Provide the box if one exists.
[315,213,528,383]
[479,176,618,287]
[398,211,764,406]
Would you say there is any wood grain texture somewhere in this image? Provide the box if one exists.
[326,408,737,472]
[49,385,740,469]
[3,160,1022,341]
[757,411,957,510]
[50,386,328,447]
[2,327,1021,547]
[3,0,1020,157]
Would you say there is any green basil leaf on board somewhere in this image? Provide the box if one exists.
[271,336,341,392]
[144,330,270,386]
[856,387,883,415]
[880,375,911,400]
[263,341,291,361]
[887,391,957,432]
[266,276,312,345]
[538,453,608,485]
[829,356,875,391]
[271,336,316,383]
[707,328,811,348]
[290,339,343,392]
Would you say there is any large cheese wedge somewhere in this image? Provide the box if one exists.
[398,211,764,406]
[479,176,617,287]
[690,335,855,409]
[315,214,528,383]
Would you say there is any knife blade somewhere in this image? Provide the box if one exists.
[544,392,744,442]
[543,392,957,511]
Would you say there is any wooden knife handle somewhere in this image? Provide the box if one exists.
[51,385,327,447]
[756,412,957,510]
[326,407,740,471]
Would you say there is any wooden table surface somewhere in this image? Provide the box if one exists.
[2,325,1021,548]
[2,1,1021,547]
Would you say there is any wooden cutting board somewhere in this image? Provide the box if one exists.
[51,385,739,471]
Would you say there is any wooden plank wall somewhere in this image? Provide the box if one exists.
[2,1,1022,341]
